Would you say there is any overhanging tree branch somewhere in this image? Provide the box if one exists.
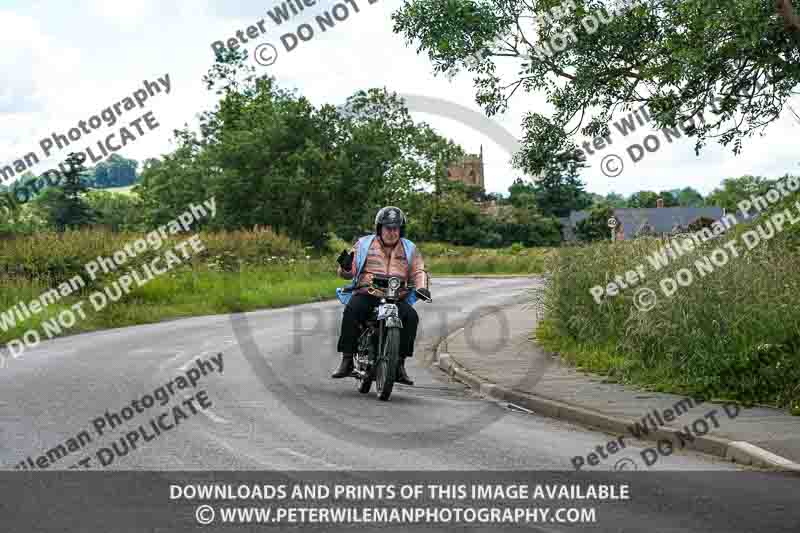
[392,0,800,174]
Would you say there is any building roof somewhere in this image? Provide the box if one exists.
[566,207,725,239]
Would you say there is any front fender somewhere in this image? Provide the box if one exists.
[385,317,404,329]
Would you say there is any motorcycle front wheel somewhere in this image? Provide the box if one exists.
[357,367,373,394]
[376,327,400,401]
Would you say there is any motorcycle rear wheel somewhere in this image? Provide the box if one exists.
[376,327,400,401]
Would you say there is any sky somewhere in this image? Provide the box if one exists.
[1,0,798,199]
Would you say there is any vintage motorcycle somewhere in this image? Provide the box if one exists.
[340,273,432,401]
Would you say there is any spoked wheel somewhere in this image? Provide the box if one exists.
[376,328,400,401]
[355,328,373,394]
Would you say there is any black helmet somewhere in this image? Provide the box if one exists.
[375,206,406,237]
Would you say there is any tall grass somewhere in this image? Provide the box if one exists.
[0,226,306,286]
[0,229,550,347]
[538,189,800,412]
[421,242,553,275]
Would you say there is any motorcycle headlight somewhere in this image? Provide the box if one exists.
[389,278,400,290]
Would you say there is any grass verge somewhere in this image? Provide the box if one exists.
[1,233,550,351]
[537,183,800,413]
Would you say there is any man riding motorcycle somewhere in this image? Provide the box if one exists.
[332,206,431,385]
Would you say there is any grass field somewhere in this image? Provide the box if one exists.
[99,185,137,195]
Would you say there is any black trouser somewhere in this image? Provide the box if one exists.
[337,293,419,358]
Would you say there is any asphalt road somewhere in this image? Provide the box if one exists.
[1,277,798,531]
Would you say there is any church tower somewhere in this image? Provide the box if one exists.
[446,146,485,191]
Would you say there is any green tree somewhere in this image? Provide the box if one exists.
[133,130,212,229]
[508,178,537,209]
[529,150,591,218]
[418,188,483,244]
[604,192,628,207]
[338,87,464,237]
[85,190,145,231]
[533,172,591,218]
[586,192,604,205]
[0,182,21,216]
[34,153,95,231]
[707,175,772,212]
[501,205,563,246]
[392,0,800,175]
[675,186,705,207]
[657,191,679,207]
[0,182,47,236]
[136,48,462,247]
[574,204,615,242]
[628,191,660,208]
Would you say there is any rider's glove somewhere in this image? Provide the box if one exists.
[417,288,431,300]
[336,249,354,272]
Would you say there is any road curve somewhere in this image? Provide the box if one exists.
[1,277,797,532]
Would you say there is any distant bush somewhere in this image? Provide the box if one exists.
[323,232,352,255]
[85,190,145,232]
[0,203,49,238]
[575,205,614,242]
[417,242,455,257]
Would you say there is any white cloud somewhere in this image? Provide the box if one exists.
[0,11,81,112]
[0,10,83,170]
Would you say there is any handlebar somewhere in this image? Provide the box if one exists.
[341,285,432,302]
[340,271,431,302]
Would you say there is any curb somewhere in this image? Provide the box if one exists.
[432,325,800,474]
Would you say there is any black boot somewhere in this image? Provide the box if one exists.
[331,353,354,378]
[396,357,414,386]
